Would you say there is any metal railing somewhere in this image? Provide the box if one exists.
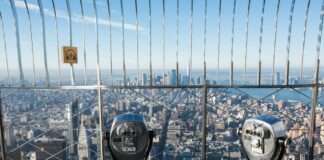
[0,0,324,159]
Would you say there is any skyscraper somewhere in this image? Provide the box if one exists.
[170,70,177,85]
[142,73,147,86]
[78,117,90,160]
[276,72,280,85]
[67,98,80,158]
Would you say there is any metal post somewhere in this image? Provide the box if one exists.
[309,59,319,160]
[189,0,193,85]
[98,85,104,160]
[272,0,281,85]
[230,0,236,86]
[37,0,50,87]
[149,0,153,87]
[107,0,114,86]
[80,0,88,86]
[176,0,179,86]
[162,0,166,86]
[120,0,127,87]
[23,0,36,86]
[244,0,251,85]
[0,89,7,160]
[285,0,296,86]
[202,83,207,160]
[66,0,75,86]
[135,0,140,86]
[258,0,266,86]
[9,0,25,86]
[92,0,104,159]
[0,12,10,86]
[217,0,221,85]
[203,0,207,83]
[51,0,61,86]
[309,1,324,158]
[300,0,311,84]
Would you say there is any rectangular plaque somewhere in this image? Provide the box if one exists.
[63,46,78,64]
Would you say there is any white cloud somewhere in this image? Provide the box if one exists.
[14,0,144,31]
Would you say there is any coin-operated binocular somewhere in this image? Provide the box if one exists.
[237,115,290,160]
[106,114,156,160]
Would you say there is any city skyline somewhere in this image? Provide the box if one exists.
[0,0,324,73]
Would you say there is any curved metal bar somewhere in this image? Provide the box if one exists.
[120,0,126,86]
[316,0,324,60]
[65,0,75,86]
[244,0,251,85]
[135,0,140,86]
[258,0,266,85]
[176,0,179,85]
[79,0,88,86]
[189,0,193,85]
[300,0,311,84]
[92,1,103,159]
[217,0,221,85]
[23,0,36,86]
[37,0,50,86]
[149,0,153,86]
[50,0,61,86]
[230,0,236,86]
[0,12,10,86]
[9,0,25,86]
[285,0,296,85]
[107,0,113,86]
[203,0,208,82]
[162,0,166,85]
[309,2,324,157]
[272,0,281,85]
[286,0,296,60]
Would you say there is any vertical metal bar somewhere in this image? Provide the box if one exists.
[51,0,61,86]
[176,0,179,86]
[107,0,114,86]
[37,0,50,87]
[0,89,7,160]
[272,0,281,85]
[162,0,166,85]
[203,0,208,82]
[217,0,221,85]
[316,0,324,62]
[97,85,104,160]
[66,0,75,86]
[285,0,296,86]
[79,0,88,86]
[309,1,324,158]
[244,0,251,85]
[120,0,127,86]
[309,60,320,159]
[135,0,140,86]
[202,84,207,160]
[230,0,236,86]
[92,1,104,159]
[189,0,193,85]
[300,0,311,84]
[0,12,10,86]
[23,0,36,86]
[149,0,153,86]
[9,0,25,86]
[258,0,266,86]
[309,60,320,160]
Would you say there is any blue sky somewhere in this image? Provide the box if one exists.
[0,0,323,79]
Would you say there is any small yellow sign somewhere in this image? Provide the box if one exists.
[63,46,78,64]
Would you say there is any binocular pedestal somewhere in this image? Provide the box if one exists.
[238,115,290,160]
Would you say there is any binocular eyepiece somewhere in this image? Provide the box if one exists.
[106,114,155,160]
[238,115,290,160]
